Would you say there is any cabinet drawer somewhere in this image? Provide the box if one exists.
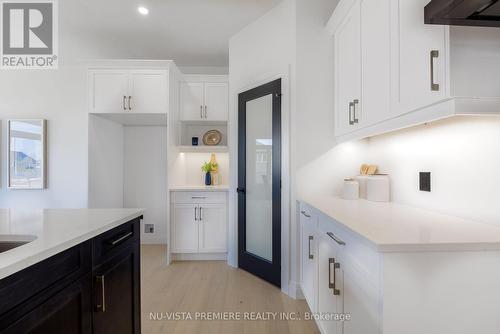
[299,202,317,228]
[318,212,380,285]
[92,218,141,267]
[172,191,226,204]
[0,241,91,319]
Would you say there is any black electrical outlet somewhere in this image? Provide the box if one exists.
[419,172,431,192]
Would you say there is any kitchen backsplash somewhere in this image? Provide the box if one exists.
[297,116,500,226]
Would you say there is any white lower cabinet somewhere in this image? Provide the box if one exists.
[171,191,227,256]
[198,203,227,253]
[301,203,380,334]
[317,234,342,334]
[339,263,379,334]
[301,218,318,312]
[300,200,500,334]
[172,203,199,253]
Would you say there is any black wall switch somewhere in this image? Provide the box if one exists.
[419,172,431,192]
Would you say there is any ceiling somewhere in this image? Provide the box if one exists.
[60,0,282,66]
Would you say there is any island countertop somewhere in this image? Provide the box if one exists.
[301,195,500,252]
[0,208,144,280]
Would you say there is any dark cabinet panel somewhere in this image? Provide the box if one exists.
[1,273,92,334]
[92,242,141,334]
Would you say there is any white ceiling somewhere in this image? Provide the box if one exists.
[60,0,282,66]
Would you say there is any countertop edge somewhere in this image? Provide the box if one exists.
[300,198,500,253]
[0,210,144,281]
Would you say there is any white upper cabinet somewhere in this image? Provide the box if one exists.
[333,0,392,136]
[180,78,228,122]
[180,82,204,121]
[89,70,129,113]
[129,70,168,114]
[89,68,169,114]
[334,1,362,136]
[204,83,229,121]
[392,0,447,116]
[328,0,500,142]
[361,0,392,126]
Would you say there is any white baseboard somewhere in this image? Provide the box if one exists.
[171,252,227,261]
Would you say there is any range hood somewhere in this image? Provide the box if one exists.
[425,0,500,27]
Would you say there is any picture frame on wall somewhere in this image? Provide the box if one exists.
[8,119,47,189]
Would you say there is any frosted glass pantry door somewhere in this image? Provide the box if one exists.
[245,94,273,261]
[237,78,281,287]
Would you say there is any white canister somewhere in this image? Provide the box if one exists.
[355,175,369,199]
[342,179,359,200]
[366,175,390,202]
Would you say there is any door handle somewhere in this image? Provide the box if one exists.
[348,101,355,125]
[123,96,127,111]
[194,207,198,221]
[430,50,440,91]
[200,105,203,118]
[328,258,340,296]
[204,105,207,118]
[95,275,106,312]
[353,99,359,124]
[327,232,346,246]
[300,210,311,218]
[237,187,245,193]
[308,236,314,259]
[128,96,132,110]
[200,207,203,221]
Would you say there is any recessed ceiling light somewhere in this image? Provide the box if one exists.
[138,6,149,15]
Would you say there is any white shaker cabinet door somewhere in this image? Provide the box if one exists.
[360,0,392,126]
[334,0,362,136]
[204,82,229,121]
[180,82,204,121]
[172,204,199,253]
[318,234,342,334]
[392,0,448,116]
[128,70,168,113]
[338,261,380,334]
[89,70,129,113]
[301,221,318,313]
[198,203,227,253]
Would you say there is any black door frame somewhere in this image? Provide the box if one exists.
[237,78,281,287]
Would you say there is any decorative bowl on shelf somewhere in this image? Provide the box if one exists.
[203,130,222,146]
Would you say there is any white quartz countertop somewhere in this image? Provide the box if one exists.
[170,185,229,192]
[301,196,500,252]
[0,208,144,280]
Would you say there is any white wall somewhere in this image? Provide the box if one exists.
[0,66,88,208]
[229,0,296,293]
[124,126,168,244]
[88,115,124,208]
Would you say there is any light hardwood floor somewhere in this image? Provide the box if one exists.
[141,245,319,334]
